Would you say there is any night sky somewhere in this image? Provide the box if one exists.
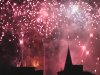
[0,0,100,75]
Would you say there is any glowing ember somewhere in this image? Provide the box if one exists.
[32,57,40,68]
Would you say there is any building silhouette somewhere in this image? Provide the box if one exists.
[0,47,95,75]
[57,47,95,75]
[0,67,43,75]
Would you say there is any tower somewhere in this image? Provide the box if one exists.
[64,47,72,70]
[57,47,95,75]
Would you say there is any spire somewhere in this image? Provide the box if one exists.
[64,47,72,69]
